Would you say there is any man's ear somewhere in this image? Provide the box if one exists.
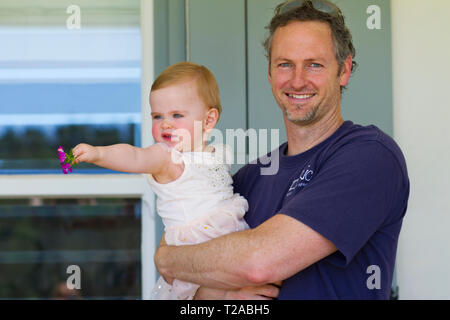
[204,108,219,131]
[339,55,353,87]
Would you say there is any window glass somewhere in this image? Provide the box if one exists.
[0,198,141,299]
[0,0,141,174]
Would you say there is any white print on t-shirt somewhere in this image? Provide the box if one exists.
[286,165,314,197]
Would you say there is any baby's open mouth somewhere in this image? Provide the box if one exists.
[162,133,173,141]
[162,132,181,142]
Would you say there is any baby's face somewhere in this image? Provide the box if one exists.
[150,80,210,152]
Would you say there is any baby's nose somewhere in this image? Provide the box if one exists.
[161,119,172,129]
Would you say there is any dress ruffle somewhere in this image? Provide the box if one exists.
[151,194,249,300]
[165,193,249,245]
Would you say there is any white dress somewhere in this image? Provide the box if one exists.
[147,144,249,300]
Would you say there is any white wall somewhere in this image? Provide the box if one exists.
[392,0,450,299]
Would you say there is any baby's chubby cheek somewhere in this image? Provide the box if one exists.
[151,127,159,141]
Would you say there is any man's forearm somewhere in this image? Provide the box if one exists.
[155,228,261,289]
[155,214,337,291]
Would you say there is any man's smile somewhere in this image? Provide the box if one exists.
[287,93,315,98]
[285,92,316,102]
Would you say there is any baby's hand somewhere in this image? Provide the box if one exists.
[72,143,100,164]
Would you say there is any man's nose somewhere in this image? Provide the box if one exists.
[290,67,307,89]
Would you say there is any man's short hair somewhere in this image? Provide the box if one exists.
[264,0,357,77]
[151,61,222,118]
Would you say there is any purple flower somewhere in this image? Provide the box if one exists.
[61,162,72,174]
[57,146,73,174]
[57,146,66,162]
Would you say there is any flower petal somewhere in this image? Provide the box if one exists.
[58,146,75,174]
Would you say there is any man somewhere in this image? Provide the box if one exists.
[155,0,409,299]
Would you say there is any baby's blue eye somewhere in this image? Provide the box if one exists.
[173,114,183,118]
[152,115,162,120]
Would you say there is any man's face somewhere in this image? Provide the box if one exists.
[268,20,351,126]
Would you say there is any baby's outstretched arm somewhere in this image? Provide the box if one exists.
[73,143,171,174]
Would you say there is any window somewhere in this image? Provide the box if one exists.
[0,0,156,299]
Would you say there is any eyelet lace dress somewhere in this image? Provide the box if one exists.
[147,144,249,300]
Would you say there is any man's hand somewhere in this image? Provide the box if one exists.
[155,234,175,285]
[194,284,281,300]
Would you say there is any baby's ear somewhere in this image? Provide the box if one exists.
[204,108,219,130]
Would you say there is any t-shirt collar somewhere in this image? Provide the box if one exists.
[277,121,353,168]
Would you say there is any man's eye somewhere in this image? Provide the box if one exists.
[173,114,183,118]
[310,63,323,68]
[278,62,291,68]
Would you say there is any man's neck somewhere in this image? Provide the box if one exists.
[284,114,344,156]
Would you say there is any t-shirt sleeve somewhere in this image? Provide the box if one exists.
[279,140,406,266]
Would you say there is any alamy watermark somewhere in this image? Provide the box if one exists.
[66,5,81,30]
[366,265,381,290]
[366,5,381,30]
[166,121,280,176]
[66,264,81,290]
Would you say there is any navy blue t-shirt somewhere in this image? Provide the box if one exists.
[232,121,409,299]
